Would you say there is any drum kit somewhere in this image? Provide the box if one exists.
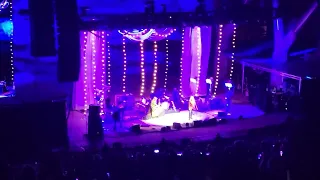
[93,85,111,105]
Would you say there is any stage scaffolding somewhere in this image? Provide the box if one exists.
[241,61,302,94]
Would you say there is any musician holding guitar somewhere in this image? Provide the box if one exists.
[189,96,198,120]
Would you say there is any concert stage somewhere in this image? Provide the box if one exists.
[67,102,287,149]
[101,103,265,133]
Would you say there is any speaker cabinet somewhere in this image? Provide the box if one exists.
[55,0,80,82]
[88,105,103,138]
[28,0,56,57]
[173,122,182,130]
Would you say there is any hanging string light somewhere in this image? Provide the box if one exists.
[179,28,185,97]
[91,31,97,114]
[213,25,223,97]
[83,32,89,114]
[140,41,145,96]
[99,31,106,116]
[150,41,158,94]
[122,37,127,93]
[195,27,202,96]
[229,23,237,80]
[9,2,13,85]
[106,33,111,92]
[164,39,169,89]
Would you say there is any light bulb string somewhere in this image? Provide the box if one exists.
[179,28,185,96]
[83,32,89,114]
[151,41,158,94]
[122,37,127,93]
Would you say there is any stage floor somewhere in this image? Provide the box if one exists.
[68,103,287,150]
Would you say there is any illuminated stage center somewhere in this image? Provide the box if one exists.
[142,110,212,127]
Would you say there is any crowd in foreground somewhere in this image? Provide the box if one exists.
[1,125,289,180]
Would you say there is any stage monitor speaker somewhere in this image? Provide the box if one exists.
[28,0,56,57]
[130,124,141,134]
[193,120,203,127]
[88,105,103,138]
[173,122,182,130]
[55,0,80,82]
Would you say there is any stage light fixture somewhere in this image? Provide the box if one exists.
[179,28,185,97]
[164,39,169,89]
[225,82,233,88]
[229,23,236,80]
[83,32,89,114]
[100,31,106,115]
[195,26,201,96]
[9,2,13,84]
[122,37,127,93]
[213,25,223,97]
[151,41,158,94]
[140,41,145,96]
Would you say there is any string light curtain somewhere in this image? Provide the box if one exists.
[189,26,212,96]
[150,41,158,94]
[213,25,223,97]
[139,41,145,96]
[190,26,202,96]
[195,27,201,95]
[229,23,236,80]
[198,26,212,95]
[164,39,169,89]
[180,27,193,97]
[73,31,107,112]
[9,2,13,84]
[122,37,127,93]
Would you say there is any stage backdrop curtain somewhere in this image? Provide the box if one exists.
[73,31,106,110]
[188,26,212,96]
[198,26,212,95]
[190,26,201,96]
[181,27,193,97]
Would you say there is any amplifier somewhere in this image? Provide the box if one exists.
[114,94,135,110]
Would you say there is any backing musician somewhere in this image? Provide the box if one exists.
[112,101,126,130]
[150,96,161,118]
[188,96,198,120]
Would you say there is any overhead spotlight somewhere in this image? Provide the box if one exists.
[206,79,212,84]
[225,82,233,88]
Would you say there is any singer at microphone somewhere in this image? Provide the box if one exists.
[188,96,198,120]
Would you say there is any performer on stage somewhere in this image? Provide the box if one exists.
[150,96,160,118]
[188,96,198,120]
[112,101,125,130]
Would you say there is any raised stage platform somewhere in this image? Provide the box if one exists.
[68,102,287,150]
